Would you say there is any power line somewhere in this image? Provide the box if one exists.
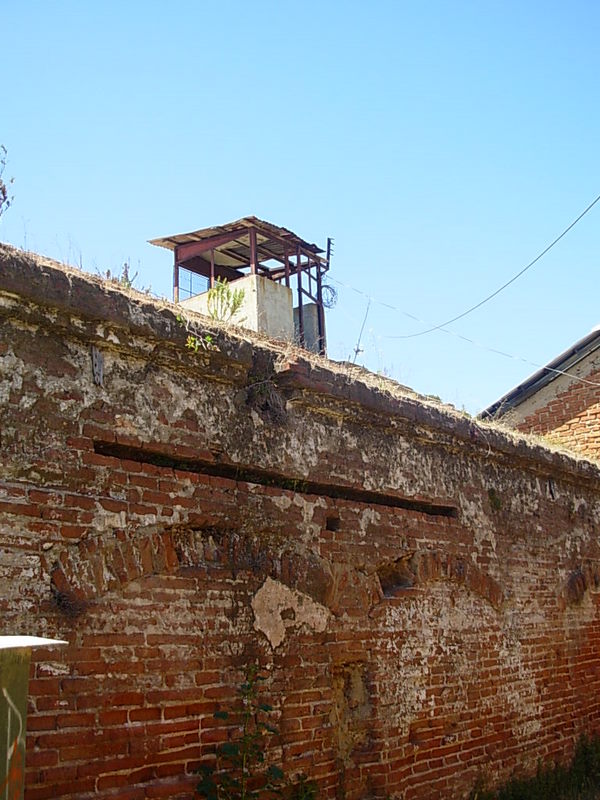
[328,274,600,390]
[389,191,600,339]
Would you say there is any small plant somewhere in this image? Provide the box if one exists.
[286,775,318,800]
[207,278,245,323]
[100,260,151,292]
[176,314,218,353]
[175,278,244,356]
[0,144,14,220]
[469,734,600,799]
[106,261,137,288]
[196,664,317,800]
[96,260,153,296]
[186,332,216,352]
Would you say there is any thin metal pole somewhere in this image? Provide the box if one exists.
[296,246,304,346]
[173,254,179,303]
[316,264,326,355]
[249,229,257,275]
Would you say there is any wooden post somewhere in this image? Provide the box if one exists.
[284,249,290,287]
[210,249,215,288]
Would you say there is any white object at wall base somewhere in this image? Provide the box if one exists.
[0,637,68,649]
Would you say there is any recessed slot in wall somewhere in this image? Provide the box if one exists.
[93,441,458,518]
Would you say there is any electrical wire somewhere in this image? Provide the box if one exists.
[328,274,600,390]
[390,191,600,339]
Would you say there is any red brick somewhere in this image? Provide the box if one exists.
[5,248,600,800]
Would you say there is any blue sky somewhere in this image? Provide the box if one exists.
[2,1,599,413]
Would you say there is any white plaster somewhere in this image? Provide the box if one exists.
[36,661,70,676]
[268,494,292,511]
[251,577,330,649]
[459,494,498,557]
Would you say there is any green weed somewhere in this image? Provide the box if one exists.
[196,664,317,800]
[470,735,600,800]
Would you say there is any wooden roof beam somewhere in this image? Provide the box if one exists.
[255,243,286,265]
[247,225,326,263]
[179,255,245,283]
[269,260,327,282]
[175,228,249,263]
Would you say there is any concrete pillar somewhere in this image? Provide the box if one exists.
[0,637,67,800]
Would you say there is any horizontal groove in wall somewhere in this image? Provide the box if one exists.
[93,441,458,518]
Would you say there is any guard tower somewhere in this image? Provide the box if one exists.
[149,217,329,355]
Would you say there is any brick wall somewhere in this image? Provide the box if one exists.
[512,361,600,460]
[2,244,600,800]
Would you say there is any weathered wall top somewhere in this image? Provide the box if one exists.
[2,242,598,488]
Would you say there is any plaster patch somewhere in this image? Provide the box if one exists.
[37,661,70,677]
[251,576,330,648]
[268,494,292,511]
[358,507,380,539]
[459,495,498,556]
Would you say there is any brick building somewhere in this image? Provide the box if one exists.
[2,243,600,799]
[482,327,600,460]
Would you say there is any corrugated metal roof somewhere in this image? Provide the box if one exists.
[149,216,325,269]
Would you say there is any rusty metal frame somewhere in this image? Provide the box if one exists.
[164,219,328,355]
